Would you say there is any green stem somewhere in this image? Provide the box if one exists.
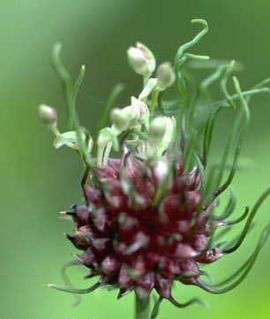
[150,89,160,113]
[135,293,151,319]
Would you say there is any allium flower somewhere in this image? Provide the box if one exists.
[156,62,176,91]
[42,20,270,319]
[127,42,156,78]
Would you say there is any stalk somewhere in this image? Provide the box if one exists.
[135,293,151,319]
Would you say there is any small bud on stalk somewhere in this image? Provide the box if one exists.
[156,62,175,91]
[127,42,156,78]
[149,117,167,141]
[39,104,57,124]
[110,108,129,131]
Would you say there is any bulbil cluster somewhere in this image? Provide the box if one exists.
[67,158,219,301]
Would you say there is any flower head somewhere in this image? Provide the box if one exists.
[43,20,270,318]
[67,157,211,299]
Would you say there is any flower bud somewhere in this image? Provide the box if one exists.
[149,116,167,141]
[127,42,156,77]
[129,97,149,124]
[110,108,129,131]
[154,160,169,182]
[156,62,175,91]
[38,104,57,124]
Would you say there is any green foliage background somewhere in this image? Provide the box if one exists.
[1,1,270,318]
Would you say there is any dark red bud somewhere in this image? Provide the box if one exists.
[197,247,223,264]
[155,275,172,299]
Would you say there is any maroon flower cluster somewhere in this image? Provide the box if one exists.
[67,157,222,300]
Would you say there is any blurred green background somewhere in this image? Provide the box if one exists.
[1,0,270,318]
